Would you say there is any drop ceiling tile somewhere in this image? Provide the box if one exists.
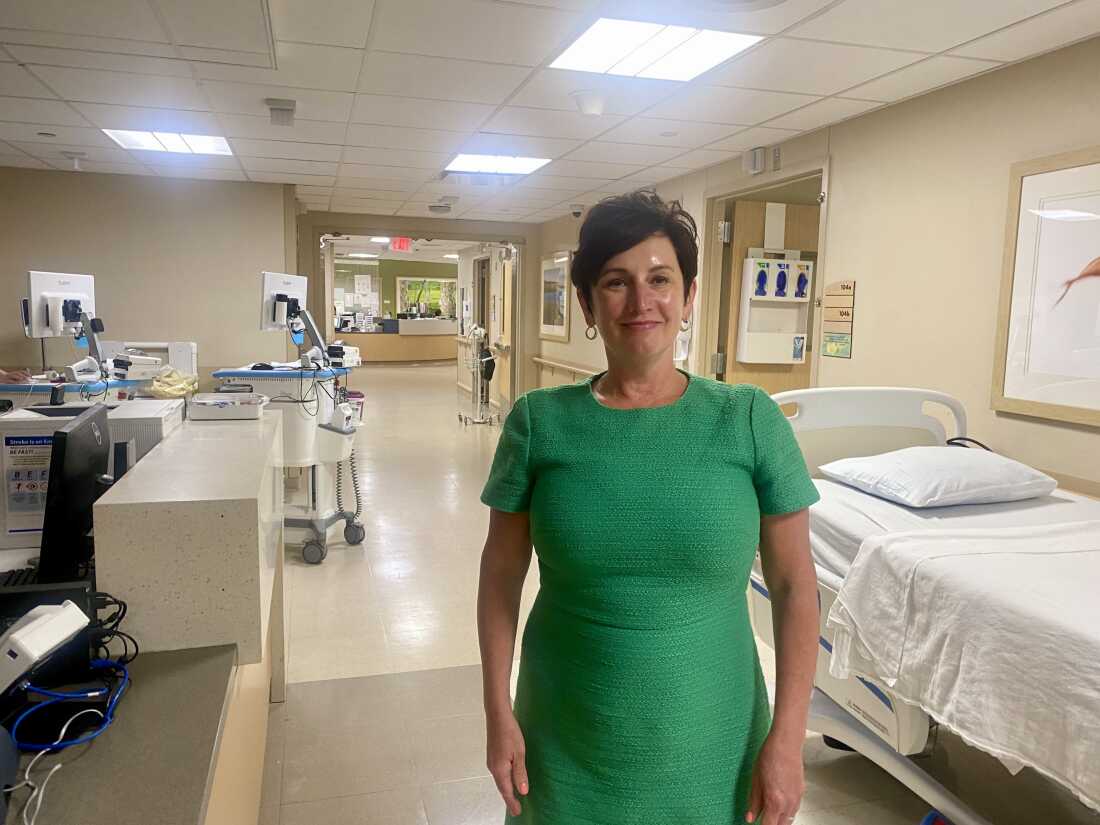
[0,30,177,57]
[0,123,115,147]
[597,177,662,195]
[193,42,363,91]
[345,124,470,153]
[53,160,153,175]
[334,203,403,214]
[12,141,133,163]
[0,64,56,97]
[72,103,221,133]
[539,158,644,179]
[351,95,494,131]
[952,0,1100,61]
[127,150,240,169]
[517,173,606,195]
[413,178,515,197]
[270,0,375,48]
[369,0,582,66]
[203,82,353,121]
[338,163,435,181]
[177,46,270,67]
[248,171,336,185]
[227,138,342,162]
[662,148,739,170]
[599,0,837,36]
[153,167,249,181]
[845,55,1001,102]
[32,66,207,109]
[359,52,530,104]
[764,96,881,131]
[0,0,167,42]
[6,45,193,77]
[0,97,88,126]
[218,115,348,144]
[564,141,683,165]
[458,132,581,159]
[335,182,417,197]
[335,177,419,193]
[239,157,339,175]
[508,70,679,116]
[646,86,818,126]
[709,38,922,96]
[341,146,450,168]
[598,117,735,148]
[157,0,269,53]
[788,0,1067,52]
[295,185,334,196]
[483,107,625,140]
[0,155,50,169]
[396,202,456,217]
[707,125,801,152]
[330,199,404,213]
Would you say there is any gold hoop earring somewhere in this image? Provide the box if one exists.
[585,325,598,340]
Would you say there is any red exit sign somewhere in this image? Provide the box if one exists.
[390,237,412,252]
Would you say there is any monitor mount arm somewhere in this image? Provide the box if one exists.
[275,295,329,366]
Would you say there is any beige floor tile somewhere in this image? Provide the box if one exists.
[280,787,429,825]
[390,665,485,721]
[422,776,506,825]
[288,622,393,683]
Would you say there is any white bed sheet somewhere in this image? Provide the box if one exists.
[808,479,1100,581]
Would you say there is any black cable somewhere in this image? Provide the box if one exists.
[946,436,993,451]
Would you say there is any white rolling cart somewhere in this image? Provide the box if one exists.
[210,271,365,565]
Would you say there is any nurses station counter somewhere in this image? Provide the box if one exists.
[37,409,287,825]
[338,318,458,363]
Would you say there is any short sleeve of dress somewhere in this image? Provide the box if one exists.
[480,393,534,512]
[749,387,820,516]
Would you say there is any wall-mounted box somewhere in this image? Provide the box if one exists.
[736,259,813,365]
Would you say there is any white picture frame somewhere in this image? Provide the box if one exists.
[992,145,1100,428]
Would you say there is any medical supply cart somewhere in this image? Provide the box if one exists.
[211,368,364,564]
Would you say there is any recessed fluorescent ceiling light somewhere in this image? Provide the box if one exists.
[369,236,391,243]
[443,254,460,260]
[1029,208,1100,221]
[550,18,761,81]
[446,154,551,175]
[102,129,233,155]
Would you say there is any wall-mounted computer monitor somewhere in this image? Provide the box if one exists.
[260,271,307,332]
[24,271,96,339]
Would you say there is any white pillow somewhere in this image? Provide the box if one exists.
[819,446,1057,508]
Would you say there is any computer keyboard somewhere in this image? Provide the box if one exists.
[0,568,37,588]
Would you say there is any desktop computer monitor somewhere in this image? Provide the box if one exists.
[38,404,110,583]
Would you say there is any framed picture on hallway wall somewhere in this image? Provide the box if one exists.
[992,144,1100,428]
[540,251,571,343]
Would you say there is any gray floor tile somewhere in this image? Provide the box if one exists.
[422,776,505,825]
[280,788,429,825]
[409,714,491,785]
[390,665,485,722]
[285,672,404,734]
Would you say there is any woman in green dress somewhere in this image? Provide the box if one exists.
[477,191,820,825]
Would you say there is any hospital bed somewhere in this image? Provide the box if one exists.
[748,386,1100,825]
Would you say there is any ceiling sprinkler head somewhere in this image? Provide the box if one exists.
[61,150,87,171]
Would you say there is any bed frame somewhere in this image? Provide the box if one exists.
[748,387,995,825]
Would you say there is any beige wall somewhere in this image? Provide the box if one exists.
[0,168,291,376]
[619,36,1100,482]
[538,214,606,371]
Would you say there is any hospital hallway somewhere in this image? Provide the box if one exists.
[260,364,1072,825]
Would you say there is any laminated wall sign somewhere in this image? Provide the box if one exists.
[822,280,855,358]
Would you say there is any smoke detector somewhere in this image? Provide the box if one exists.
[264,97,296,127]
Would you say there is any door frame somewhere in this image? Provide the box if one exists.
[698,157,832,388]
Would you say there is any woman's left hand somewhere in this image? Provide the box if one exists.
[744,732,805,825]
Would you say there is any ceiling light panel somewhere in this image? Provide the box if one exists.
[153,132,191,152]
[550,18,762,82]
[446,154,552,174]
[102,129,166,151]
[102,129,234,155]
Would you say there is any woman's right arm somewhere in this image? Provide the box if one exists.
[478,507,533,817]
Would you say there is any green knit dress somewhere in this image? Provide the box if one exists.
[481,372,819,825]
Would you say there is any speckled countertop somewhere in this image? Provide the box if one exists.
[4,645,236,825]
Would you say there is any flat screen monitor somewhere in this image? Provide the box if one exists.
[260,271,307,332]
[24,271,96,339]
[38,404,110,583]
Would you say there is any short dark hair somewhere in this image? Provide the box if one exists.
[571,189,699,307]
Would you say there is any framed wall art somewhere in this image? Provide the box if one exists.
[540,251,571,343]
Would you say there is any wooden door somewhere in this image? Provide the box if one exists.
[494,254,514,408]
[722,201,820,395]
